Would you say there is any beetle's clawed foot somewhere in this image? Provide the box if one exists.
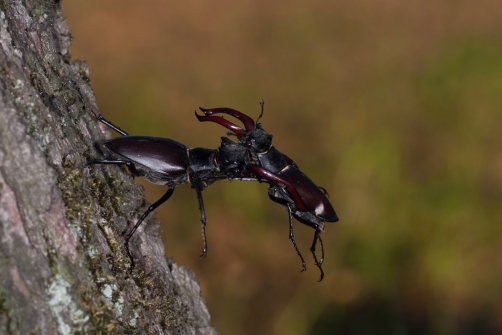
[199,247,207,258]
[300,262,307,273]
[316,263,325,282]
[311,252,325,282]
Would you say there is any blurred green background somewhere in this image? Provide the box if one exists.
[65,1,502,334]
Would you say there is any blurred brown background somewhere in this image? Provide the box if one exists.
[65,1,502,334]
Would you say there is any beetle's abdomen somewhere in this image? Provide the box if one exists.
[104,136,189,175]
[279,166,338,222]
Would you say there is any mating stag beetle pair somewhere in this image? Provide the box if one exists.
[87,99,339,281]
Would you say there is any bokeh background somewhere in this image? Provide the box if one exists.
[65,1,502,334]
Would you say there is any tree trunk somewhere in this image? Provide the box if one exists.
[0,1,215,334]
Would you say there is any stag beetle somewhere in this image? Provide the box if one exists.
[195,101,338,281]
[84,91,338,280]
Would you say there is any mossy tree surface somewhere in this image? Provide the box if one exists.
[0,1,214,334]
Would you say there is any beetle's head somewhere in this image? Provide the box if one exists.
[245,124,272,153]
[217,137,248,171]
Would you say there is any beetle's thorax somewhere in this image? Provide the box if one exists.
[256,146,287,174]
[187,147,225,190]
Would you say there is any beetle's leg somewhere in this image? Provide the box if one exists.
[195,190,208,257]
[246,165,310,212]
[88,159,139,177]
[310,227,325,282]
[125,188,175,272]
[318,234,324,266]
[77,86,129,136]
[94,114,129,136]
[287,204,306,272]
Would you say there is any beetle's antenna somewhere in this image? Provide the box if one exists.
[256,99,264,124]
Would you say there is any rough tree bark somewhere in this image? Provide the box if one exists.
[0,1,215,334]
